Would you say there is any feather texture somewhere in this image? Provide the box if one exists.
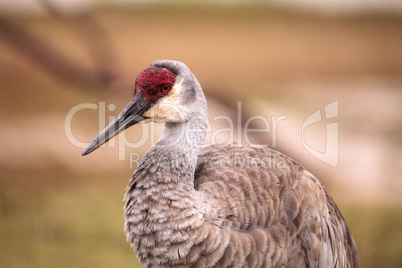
[84,60,359,268]
[124,144,360,267]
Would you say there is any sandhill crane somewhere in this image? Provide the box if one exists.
[82,60,360,267]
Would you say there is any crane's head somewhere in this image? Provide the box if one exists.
[82,60,206,156]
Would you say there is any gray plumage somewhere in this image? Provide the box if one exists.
[83,60,360,267]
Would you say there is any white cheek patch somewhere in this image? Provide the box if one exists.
[160,77,184,106]
[143,78,189,123]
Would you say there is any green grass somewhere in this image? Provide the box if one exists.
[342,204,402,268]
[1,168,401,267]
[0,168,141,268]
[0,6,401,267]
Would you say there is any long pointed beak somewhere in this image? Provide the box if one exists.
[82,94,150,156]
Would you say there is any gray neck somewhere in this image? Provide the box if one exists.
[140,113,207,186]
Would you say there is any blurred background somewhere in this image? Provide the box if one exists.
[0,0,401,267]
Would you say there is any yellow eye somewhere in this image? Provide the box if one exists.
[161,84,171,93]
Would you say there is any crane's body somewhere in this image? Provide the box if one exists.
[83,60,359,267]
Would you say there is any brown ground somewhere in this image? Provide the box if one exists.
[0,4,401,267]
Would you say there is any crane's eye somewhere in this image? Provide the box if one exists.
[161,84,172,93]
